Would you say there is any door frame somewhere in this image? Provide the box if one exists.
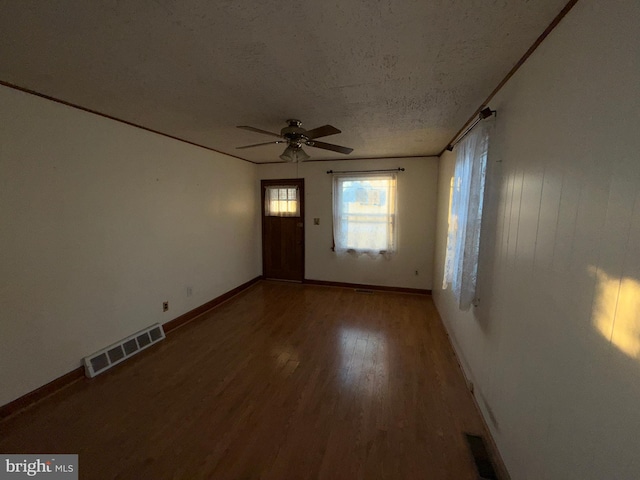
[261,178,305,281]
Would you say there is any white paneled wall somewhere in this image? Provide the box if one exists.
[433,0,640,478]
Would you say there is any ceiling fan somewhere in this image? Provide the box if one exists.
[236,119,353,162]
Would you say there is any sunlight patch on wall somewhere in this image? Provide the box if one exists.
[590,266,640,360]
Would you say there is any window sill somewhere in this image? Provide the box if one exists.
[332,248,395,257]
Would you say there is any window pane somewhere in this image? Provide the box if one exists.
[332,174,397,253]
[265,186,300,217]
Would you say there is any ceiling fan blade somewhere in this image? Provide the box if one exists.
[236,140,284,150]
[304,124,341,139]
[307,140,353,155]
[237,125,282,138]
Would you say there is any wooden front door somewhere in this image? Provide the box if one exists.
[261,179,304,281]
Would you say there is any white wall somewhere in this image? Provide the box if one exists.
[433,0,640,478]
[0,86,261,406]
[258,157,437,290]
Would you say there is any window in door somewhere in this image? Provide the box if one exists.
[265,186,300,217]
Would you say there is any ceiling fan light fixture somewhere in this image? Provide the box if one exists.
[279,145,310,162]
[279,145,295,162]
[296,147,310,162]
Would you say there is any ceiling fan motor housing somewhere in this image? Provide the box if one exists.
[281,119,308,145]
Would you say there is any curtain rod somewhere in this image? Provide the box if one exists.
[326,168,405,174]
[445,107,496,152]
[438,0,578,157]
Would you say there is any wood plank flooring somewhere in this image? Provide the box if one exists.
[0,281,492,479]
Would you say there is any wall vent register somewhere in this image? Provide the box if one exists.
[82,323,165,378]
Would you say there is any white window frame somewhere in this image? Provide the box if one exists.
[332,173,398,254]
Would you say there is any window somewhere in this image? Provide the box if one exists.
[332,173,397,253]
[264,186,300,217]
[443,120,490,310]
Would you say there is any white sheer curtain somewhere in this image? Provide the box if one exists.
[332,173,397,254]
[443,120,490,310]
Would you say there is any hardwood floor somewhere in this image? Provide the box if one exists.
[0,281,494,479]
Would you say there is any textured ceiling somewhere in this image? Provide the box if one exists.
[0,0,569,163]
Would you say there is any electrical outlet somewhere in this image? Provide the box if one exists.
[415,270,419,276]
[162,301,169,312]
[186,286,193,297]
